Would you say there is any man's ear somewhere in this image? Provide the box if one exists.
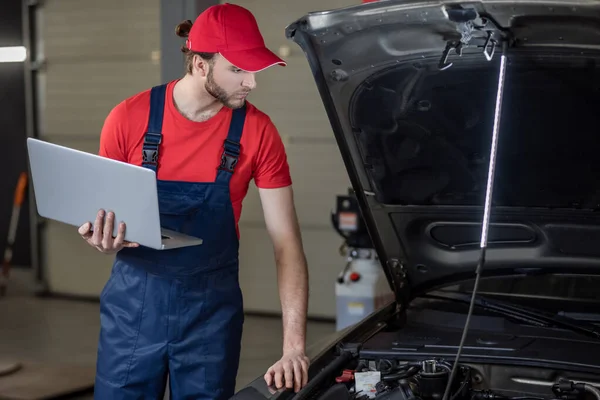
[193,55,210,77]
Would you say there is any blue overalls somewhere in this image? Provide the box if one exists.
[94,83,246,400]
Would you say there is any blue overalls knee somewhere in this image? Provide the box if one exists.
[94,83,246,400]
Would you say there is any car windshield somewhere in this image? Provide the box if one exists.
[350,51,600,208]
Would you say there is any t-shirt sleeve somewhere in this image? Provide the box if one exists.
[253,119,292,189]
[98,101,129,162]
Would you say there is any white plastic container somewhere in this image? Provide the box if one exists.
[335,248,395,331]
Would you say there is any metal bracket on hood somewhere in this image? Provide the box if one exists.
[439,9,507,70]
[438,20,473,70]
[386,258,409,307]
[438,40,463,70]
[483,30,497,61]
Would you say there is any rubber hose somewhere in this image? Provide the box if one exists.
[584,384,600,400]
[294,351,354,400]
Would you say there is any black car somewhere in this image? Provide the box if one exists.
[233,0,600,399]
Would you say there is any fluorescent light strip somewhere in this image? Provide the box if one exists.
[480,51,507,248]
[0,46,27,63]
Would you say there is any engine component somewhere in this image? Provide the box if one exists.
[553,380,600,400]
[336,369,355,384]
[418,360,450,400]
[356,370,384,397]
[370,385,412,400]
[322,354,600,400]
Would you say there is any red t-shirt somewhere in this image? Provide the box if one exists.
[98,79,292,237]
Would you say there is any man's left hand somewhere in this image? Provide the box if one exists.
[264,349,310,392]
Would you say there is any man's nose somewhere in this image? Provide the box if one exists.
[242,73,256,90]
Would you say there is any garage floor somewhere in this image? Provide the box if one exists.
[0,269,336,398]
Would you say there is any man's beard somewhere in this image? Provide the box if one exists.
[205,68,247,109]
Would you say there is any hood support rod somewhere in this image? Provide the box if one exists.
[441,39,509,400]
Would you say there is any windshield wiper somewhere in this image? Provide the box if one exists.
[423,290,600,340]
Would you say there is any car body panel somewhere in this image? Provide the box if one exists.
[283,0,600,305]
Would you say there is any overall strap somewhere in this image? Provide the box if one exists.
[215,104,247,185]
[141,83,168,173]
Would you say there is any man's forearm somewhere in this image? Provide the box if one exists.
[275,246,309,353]
[259,185,310,355]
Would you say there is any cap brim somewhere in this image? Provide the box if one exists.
[220,46,287,73]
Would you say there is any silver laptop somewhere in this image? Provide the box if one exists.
[26,138,203,250]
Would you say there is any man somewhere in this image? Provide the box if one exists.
[77,3,310,399]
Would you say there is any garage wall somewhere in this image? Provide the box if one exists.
[35,0,161,297]
[36,0,359,319]
[231,0,355,318]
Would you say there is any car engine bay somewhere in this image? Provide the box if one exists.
[319,356,600,400]
[296,301,600,400]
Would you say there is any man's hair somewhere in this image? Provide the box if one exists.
[175,19,216,74]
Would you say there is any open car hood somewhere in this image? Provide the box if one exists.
[285,0,600,305]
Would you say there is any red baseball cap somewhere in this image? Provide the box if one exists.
[185,3,287,73]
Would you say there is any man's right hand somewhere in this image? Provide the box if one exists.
[78,209,139,254]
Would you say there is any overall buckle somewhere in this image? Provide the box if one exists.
[220,153,238,172]
[143,149,159,165]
